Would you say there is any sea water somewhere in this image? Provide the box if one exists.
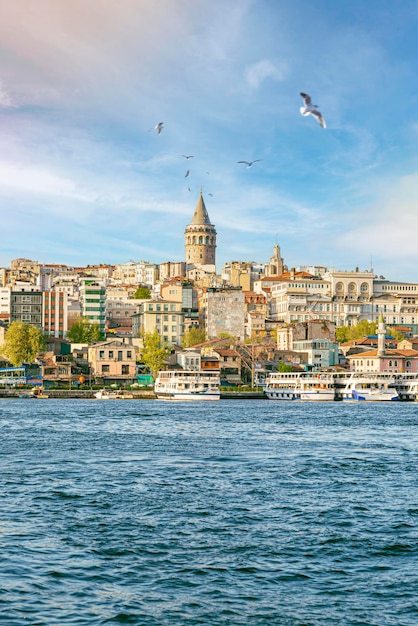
[1,399,418,625]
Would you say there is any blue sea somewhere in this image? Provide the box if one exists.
[1,399,418,625]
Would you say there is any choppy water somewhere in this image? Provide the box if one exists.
[1,399,418,625]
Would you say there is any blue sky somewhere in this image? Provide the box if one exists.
[1,0,418,281]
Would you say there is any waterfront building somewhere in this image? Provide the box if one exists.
[132,300,185,345]
[88,340,137,385]
[0,287,11,320]
[11,289,42,328]
[7,258,40,286]
[346,316,418,373]
[42,290,69,338]
[105,298,139,333]
[276,320,339,369]
[199,287,245,341]
[160,280,199,330]
[79,279,106,336]
[159,262,186,282]
[201,346,242,385]
[112,261,160,286]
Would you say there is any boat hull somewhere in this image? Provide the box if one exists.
[155,392,220,401]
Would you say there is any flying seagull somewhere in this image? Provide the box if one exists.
[148,122,164,134]
[237,160,261,168]
[299,93,326,128]
[185,170,190,178]
[182,155,194,159]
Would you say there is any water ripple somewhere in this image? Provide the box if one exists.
[1,399,418,624]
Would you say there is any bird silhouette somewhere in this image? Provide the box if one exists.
[185,170,190,178]
[182,155,194,159]
[300,93,326,128]
[237,160,261,168]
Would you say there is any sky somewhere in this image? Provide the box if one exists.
[1,0,418,281]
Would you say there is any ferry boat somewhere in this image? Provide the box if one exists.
[296,373,336,402]
[154,370,221,401]
[264,372,302,400]
[394,373,418,402]
[341,373,399,401]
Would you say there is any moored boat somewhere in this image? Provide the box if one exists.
[341,373,399,401]
[394,373,418,402]
[154,370,220,401]
[264,372,302,400]
[94,389,134,400]
[297,373,336,402]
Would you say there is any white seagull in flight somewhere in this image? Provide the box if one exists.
[300,93,326,128]
[149,122,164,134]
[237,160,261,168]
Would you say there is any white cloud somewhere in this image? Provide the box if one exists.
[245,59,288,89]
[0,81,14,107]
[337,172,418,262]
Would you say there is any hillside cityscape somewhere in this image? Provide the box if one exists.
[1,190,418,388]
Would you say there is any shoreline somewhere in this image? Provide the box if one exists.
[0,389,267,400]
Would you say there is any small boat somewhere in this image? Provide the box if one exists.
[94,389,134,400]
[32,389,49,399]
[341,373,399,401]
[154,370,220,401]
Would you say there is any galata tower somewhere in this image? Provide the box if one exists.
[184,189,217,270]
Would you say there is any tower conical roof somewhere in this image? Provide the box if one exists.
[191,189,211,225]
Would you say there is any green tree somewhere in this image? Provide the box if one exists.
[140,329,170,379]
[1,321,45,366]
[277,360,293,372]
[387,326,405,341]
[66,317,105,343]
[182,326,206,348]
[336,320,377,343]
[132,287,151,299]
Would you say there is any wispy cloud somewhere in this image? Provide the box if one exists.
[245,59,288,89]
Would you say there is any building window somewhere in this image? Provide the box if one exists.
[99,350,104,358]
[122,365,129,375]
[109,351,113,358]
[102,364,109,373]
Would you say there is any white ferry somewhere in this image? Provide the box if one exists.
[297,373,336,402]
[154,370,221,401]
[341,373,399,401]
[264,371,336,401]
[264,372,302,400]
[393,373,418,402]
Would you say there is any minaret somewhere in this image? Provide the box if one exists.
[184,189,217,269]
[377,312,386,358]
